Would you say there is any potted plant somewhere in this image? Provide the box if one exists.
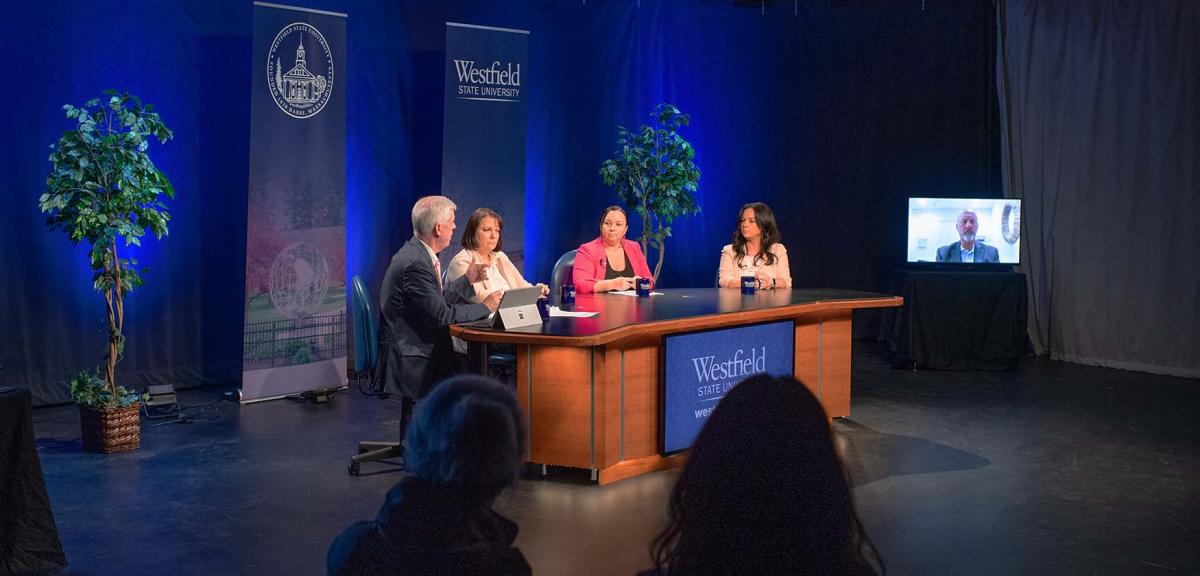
[39,90,174,453]
[599,103,702,282]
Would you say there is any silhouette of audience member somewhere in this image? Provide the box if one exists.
[645,374,883,576]
[327,375,530,576]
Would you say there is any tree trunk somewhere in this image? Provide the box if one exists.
[106,240,124,394]
[653,237,664,283]
[641,207,650,258]
[104,288,116,388]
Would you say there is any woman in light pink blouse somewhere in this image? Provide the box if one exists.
[717,202,792,290]
[445,208,547,302]
[445,208,547,355]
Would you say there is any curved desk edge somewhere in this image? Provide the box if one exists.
[451,296,903,347]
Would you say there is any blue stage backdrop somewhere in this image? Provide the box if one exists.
[441,22,529,271]
[241,3,347,402]
[2,1,998,405]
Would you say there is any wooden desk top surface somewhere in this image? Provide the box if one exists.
[451,288,902,347]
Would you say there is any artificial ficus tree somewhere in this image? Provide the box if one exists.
[599,103,701,282]
[39,90,174,408]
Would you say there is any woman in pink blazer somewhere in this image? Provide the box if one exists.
[572,206,654,294]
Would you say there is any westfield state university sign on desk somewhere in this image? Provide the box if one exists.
[662,320,795,453]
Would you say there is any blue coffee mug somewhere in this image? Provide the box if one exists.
[561,283,576,305]
[636,277,651,297]
[741,275,756,295]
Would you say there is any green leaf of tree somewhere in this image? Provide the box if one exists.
[598,103,702,282]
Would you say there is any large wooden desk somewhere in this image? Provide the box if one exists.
[451,288,902,484]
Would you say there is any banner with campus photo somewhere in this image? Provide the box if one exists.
[242,2,348,402]
[441,22,529,271]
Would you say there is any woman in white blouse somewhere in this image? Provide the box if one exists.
[445,207,548,303]
[717,202,792,290]
[444,208,548,355]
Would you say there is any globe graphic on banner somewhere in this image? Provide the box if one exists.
[268,241,330,319]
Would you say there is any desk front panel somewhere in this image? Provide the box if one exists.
[513,310,859,482]
[472,289,901,483]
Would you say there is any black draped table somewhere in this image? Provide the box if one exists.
[452,288,902,484]
[0,387,67,575]
[883,270,1029,371]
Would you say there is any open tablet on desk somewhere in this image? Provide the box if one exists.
[497,286,543,309]
[493,286,544,330]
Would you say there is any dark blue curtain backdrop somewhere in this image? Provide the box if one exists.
[1,1,998,405]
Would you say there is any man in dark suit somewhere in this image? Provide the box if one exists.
[936,210,1000,263]
[375,196,503,402]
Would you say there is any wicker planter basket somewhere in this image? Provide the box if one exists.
[79,403,142,453]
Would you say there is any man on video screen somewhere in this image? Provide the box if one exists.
[936,210,999,263]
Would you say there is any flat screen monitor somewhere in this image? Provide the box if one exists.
[907,197,1021,265]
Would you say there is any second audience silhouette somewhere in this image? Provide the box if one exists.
[327,375,531,576]
[645,374,883,575]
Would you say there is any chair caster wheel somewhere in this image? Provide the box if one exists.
[348,462,360,476]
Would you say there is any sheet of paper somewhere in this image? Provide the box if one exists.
[608,290,664,297]
[548,306,598,318]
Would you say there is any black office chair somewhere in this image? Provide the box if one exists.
[347,275,411,476]
[550,249,577,306]
[487,351,517,383]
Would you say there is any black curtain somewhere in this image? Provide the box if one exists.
[997,0,1200,377]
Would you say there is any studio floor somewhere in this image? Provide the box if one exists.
[30,342,1200,575]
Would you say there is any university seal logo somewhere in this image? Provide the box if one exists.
[267,22,333,118]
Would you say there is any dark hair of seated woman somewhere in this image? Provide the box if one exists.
[647,374,883,576]
[731,201,782,267]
